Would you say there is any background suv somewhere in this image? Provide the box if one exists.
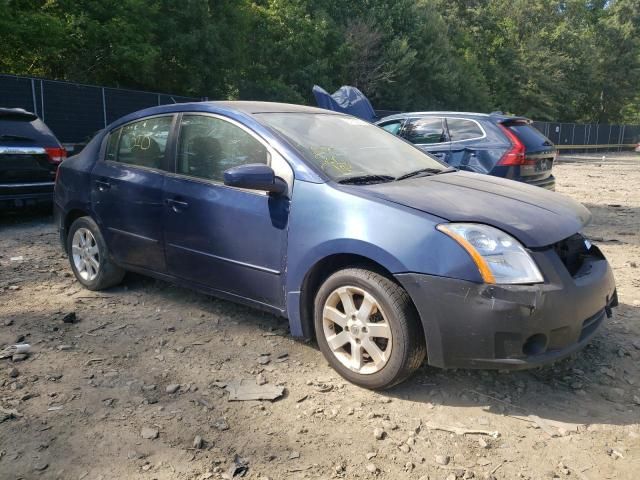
[0,107,66,208]
[376,112,557,189]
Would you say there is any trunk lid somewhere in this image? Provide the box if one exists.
[0,110,61,185]
[503,120,556,181]
[0,145,56,183]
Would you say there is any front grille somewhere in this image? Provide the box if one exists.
[553,233,589,276]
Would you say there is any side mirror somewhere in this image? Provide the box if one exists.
[223,163,287,195]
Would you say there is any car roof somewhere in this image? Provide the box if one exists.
[130,101,333,117]
[107,100,341,131]
[208,101,333,115]
[377,111,529,123]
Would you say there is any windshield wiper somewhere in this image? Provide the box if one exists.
[0,134,33,142]
[395,167,457,181]
[338,174,395,185]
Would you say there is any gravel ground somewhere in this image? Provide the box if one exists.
[1,152,639,480]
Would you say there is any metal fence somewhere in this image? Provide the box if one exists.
[2,74,639,152]
[0,74,201,146]
[532,121,639,152]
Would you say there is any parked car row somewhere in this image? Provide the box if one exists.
[1,106,558,212]
[51,101,617,389]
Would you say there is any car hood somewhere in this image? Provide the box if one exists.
[358,171,591,248]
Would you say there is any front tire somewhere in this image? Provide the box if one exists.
[67,216,125,290]
[314,268,426,390]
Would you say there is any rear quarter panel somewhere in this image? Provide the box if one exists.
[55,132,104,223]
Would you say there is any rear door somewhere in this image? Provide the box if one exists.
[504,121,556,183]
[0,112,61,200]
[90,114,175,272]
[400,117,451,163]
[446,117,491,172]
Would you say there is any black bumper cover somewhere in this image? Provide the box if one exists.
[396,245,616,369]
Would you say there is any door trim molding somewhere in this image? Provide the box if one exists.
[167,242,281,275]
[107,227,159,243]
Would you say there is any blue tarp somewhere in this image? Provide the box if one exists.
[312,85,376,122]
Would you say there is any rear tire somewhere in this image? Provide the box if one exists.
[314,268,426,390]
[67,216,125,290]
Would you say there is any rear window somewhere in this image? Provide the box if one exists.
[0,117,59,146]
[507,123,552,149]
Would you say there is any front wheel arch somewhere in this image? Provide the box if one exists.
[299,253,419,341]
[313,267,426,389]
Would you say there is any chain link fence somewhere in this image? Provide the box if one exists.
[0,74,201,148]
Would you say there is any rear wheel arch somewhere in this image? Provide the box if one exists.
[66,216,125,290]
[63,209,91,250]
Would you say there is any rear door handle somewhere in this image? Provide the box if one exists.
[95,179,111,191]
[166,198,189,212]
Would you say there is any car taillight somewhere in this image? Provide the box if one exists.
[45,147,67,164]
[497,124,526,166]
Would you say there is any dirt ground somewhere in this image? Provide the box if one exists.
[1,152,639,480]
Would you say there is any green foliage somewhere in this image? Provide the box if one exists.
[0,0,638,122]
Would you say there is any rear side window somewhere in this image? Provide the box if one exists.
[108,116,173,169]
[176,115,269,182]
[403,117,447,144]
[447,118,484,141]
[506,122,552,149]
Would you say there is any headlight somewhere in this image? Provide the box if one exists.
[437,223,544,284]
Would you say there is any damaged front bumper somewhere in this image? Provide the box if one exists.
[396,245,617,369]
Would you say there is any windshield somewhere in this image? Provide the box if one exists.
[255,113,446,182]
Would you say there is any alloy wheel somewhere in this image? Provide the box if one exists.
[322,285,393,375]
[71,227,100,281]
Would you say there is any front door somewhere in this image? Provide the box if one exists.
[163,114,290,308]
[402,116,451,164]
[91,114,174,272]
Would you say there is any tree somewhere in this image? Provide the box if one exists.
[0,0,637,123]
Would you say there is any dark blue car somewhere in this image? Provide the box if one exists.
[54,102,616,389]
[376,112,556,189]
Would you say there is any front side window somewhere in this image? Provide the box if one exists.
[112,116,172,169]
[447,118,484,141]
[176,115,269,182]
[378,120,403,135]
[403,117,447,144]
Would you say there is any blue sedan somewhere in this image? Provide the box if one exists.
[54,102,617,389]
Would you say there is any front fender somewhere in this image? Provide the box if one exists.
[284,180,483,336]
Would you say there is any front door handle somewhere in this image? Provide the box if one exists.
[166,198,189,212]
[95,179,111,191]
